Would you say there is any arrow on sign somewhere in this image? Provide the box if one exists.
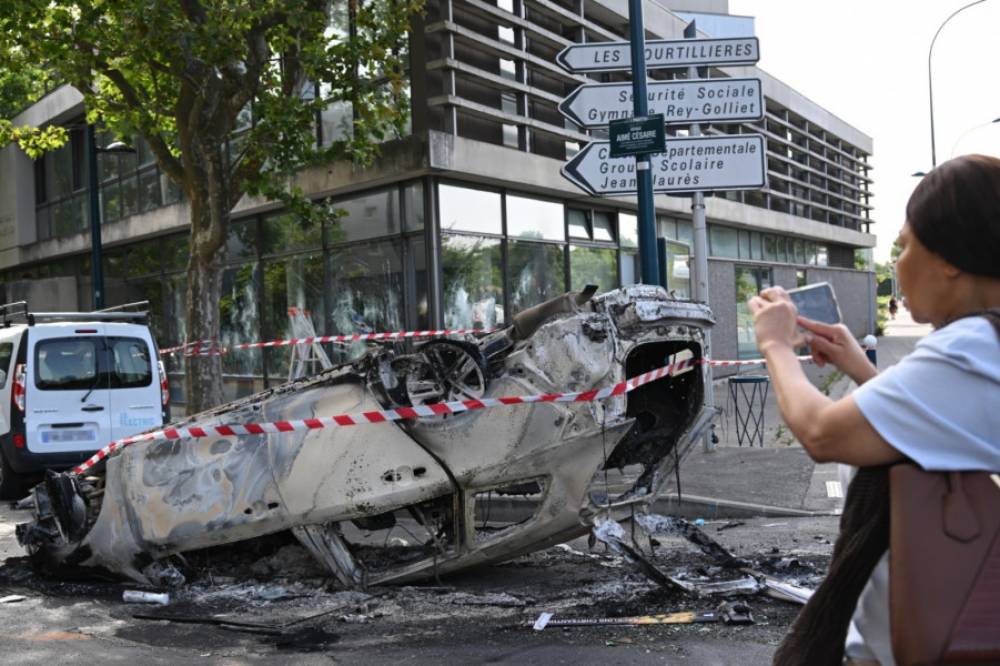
[560,134,767,196]
[559,78,763,129]
[556,37,759,74]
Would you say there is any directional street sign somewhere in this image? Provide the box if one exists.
[559,78,762,129]
[556,37,759,74]
[561,134,767,196]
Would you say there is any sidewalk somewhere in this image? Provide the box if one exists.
[661,307,932,518]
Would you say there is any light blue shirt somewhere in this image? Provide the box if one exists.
[844,315,1000,664]
[853,316,1000,470]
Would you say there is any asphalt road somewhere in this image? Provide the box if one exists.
[0,503,838,665]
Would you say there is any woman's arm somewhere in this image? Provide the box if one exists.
[750,289,904,466]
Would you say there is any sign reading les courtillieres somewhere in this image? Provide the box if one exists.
[556,36,759,74]
[561,134,767,196]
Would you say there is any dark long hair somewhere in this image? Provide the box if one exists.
[905,154,1000,279]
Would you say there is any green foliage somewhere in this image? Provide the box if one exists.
[0,0,421,220]
[0,0,423,410]
[875,295,890,336]
[0,50,69,156]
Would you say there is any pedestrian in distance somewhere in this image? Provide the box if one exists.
[749,154,1000,666]
[888,296,898,320]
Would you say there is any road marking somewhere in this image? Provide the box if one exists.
[825,481,844,498]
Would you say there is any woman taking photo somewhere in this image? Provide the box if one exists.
[750,154,1000,665]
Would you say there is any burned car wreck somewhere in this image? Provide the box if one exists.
[18,285,715,589]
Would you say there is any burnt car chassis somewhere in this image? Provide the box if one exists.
[18,286,718,590]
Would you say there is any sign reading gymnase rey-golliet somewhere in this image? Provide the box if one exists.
[559,78,763,129]
[561,134,766,196]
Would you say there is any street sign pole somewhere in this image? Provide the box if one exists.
[683,21,715,452]
[627,0,659,287]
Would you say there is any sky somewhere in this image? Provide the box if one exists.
[727,0,1000,261]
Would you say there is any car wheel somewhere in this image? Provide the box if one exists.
[0,453,27,501]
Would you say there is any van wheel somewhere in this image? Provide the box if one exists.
[0,454,27,501]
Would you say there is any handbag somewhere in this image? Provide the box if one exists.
[889,464,1000,664]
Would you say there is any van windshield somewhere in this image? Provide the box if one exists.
[35,339,99,390]
[34,336,152,390]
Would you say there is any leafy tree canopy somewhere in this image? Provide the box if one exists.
[0,0,422,412]
[0,53,67,157]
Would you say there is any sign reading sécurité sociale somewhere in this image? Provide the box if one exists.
[559,78,763,129]
[561,134,767,196]
[556,37,759,74]
[609,115,665,157]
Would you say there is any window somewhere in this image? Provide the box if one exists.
[439,184,502,234]
[442,234,504,329]
[0,343,12,387]
[262,212,322,255]
[568,208,589,239]
[763,235,779,262]
[620,251,639,286]
[508,240,565,314]
[665,240,691,299]
[619,213,638,249]
[107,337,152,388]
[735,266,773,359]
[592,213,614,242]
[35,338,99,390]
[506,195,564,241]
[570,246,617,293]
[403,181,424,231]
[331,188,401,242]
[710,225,739,258]
[568,209,615,243]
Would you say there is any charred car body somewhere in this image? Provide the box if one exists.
[18,286,714,588]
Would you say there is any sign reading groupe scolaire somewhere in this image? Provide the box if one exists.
[556,36,759,74]
[559,78,763,129]
[609,115,666,157]
[560,134,767,196]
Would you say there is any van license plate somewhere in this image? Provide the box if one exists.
[41,430,96,443]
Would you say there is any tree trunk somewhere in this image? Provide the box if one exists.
[183,141,230,415]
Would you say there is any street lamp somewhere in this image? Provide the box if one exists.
[86,125,134,310]
[912,116,999,176]
[950,116,1000,156]
[926,0,990,168]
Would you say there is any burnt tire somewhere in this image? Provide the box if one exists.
[0,452,28,501]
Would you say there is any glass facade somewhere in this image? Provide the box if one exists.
[735,266,774,359]
[9,172,859,405]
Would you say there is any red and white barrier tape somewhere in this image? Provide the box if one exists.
[161,328,497,357]
[72,355,809,476]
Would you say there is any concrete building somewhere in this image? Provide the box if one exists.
[0,0,876,404]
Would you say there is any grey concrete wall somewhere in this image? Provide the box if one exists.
[5,277,79,311]
[707,259,737,364]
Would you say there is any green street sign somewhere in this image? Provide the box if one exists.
[609,114,665,157]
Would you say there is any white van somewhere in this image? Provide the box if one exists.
[0,302,169,498]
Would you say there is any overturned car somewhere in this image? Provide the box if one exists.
[18,286,715,588]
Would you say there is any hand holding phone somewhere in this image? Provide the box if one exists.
[787,282,842,325]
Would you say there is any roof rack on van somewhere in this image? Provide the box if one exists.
[97,301,151,314]
[0,301,29,327]
[0,300,149,326]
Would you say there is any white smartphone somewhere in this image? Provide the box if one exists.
[787,282,842,324]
